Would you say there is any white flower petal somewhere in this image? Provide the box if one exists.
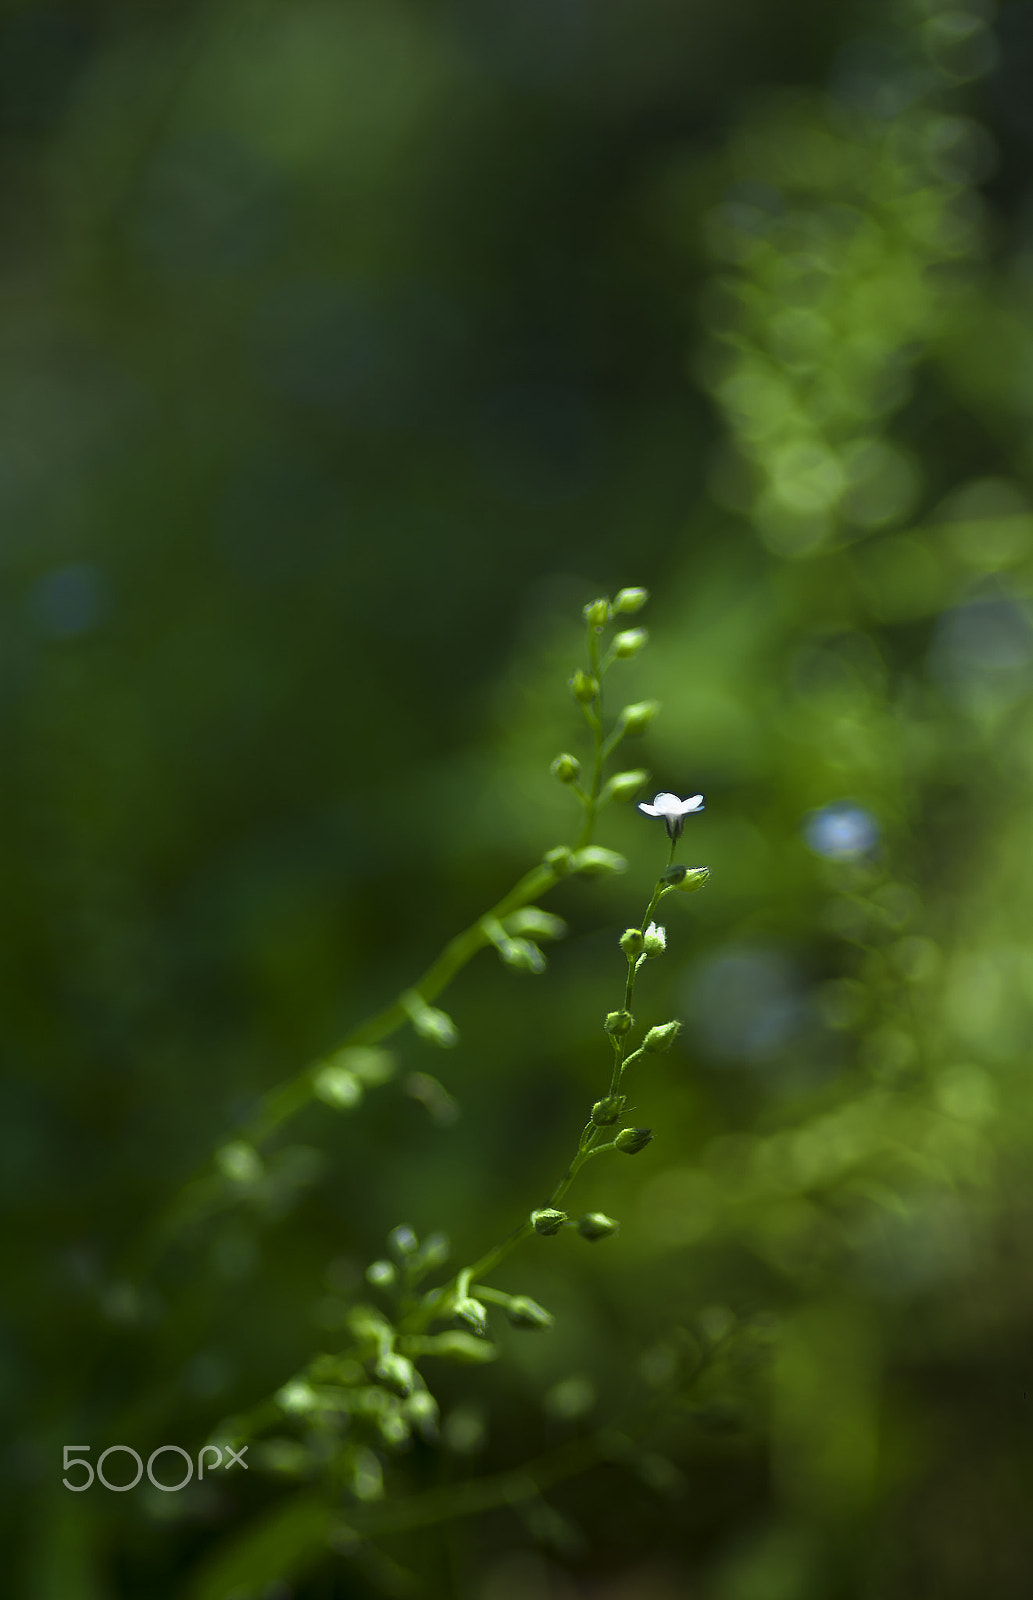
[639,790,705,825]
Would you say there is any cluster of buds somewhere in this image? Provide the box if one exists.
[400,587,712,1383]
[583,588,649,627]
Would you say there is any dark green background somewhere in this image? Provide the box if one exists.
[4,0,1033,1596]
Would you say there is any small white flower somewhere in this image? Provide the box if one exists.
[637,791,704,838]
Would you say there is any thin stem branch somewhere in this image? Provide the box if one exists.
[406,832,677,1336]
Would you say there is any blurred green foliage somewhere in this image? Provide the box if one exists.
[5,0,1033,1596]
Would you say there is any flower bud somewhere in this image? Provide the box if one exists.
[505,907,567,941]
[454,1297,488,1337]
[412,1231,450,1276]
[569,669,598,704]
[323,1045,395,1087]
[415,1009,459,1047]
[367,1259,397,1289]
[216,1141,262,1186]
[615,1126,654,1155]
[378,1412,411,1450]
[583,597,611,627]
[577,1212,620,1242]
[551,752,581,784]
[604,1009,634,1036]
[613,628,648,659]
[405,1390,440,1440]
[618,700,659,735]
[388,1225,418,1258]
[643,1021,680,1053]
[642,922,666,957]
[405,994,460,1048]
[543,845,573,875]
[619,927,644,957]
[374,1351,416,1398]
[277,1379,318,1415]
[496,936,546,974]
[602,769,649,804]
[531,1207,568,1236]
[591,1094,626,1126]
[614,586,648,614]
[313,1065,364,1110]
[570,846,627,876]
[669,866,710,894]
[506,1295,555,1330]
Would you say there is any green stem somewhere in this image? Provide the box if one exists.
[409,834,675,1334]
[549,1141,612,1207]
[606,834,679,1098]
[575,623,605,850]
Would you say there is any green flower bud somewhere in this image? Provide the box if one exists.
[642,922,666,957]
[405,995,459,1048]
[569,669,599,704]
[405,1390,440,1440]
[366,1259,397,1289]
[591,1094,626,1126]
[551,752,581,784]
[496,936,546,974]
[615,1126,654,1155]
[378,1411,411,1450]
[313,1065,364,1110]
[643,1021,680,1053]
[614,586,649,614]
[454,1297,488,1337]
[216,1141,262,1185]
[618,700,660,735]
[602,769,650,804]
[613,628,648,659]
[374,1351,416,1398]
[667,866,710,894]
[505,907,567,941]
[543,845,573,875]
[583,597,611,627]
[531,1207,568,1236]
[577,1212,620,1242]
[570,846,628,877]
[388,1225,418,1258]
[321,1045,394,1087]
[619,927,645,957]
[405,1071,460,1127]
[604,1009,634,1036]
[506,1295,555,1330]
[277,1379,318,1415]
[411,1231,450,1276]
